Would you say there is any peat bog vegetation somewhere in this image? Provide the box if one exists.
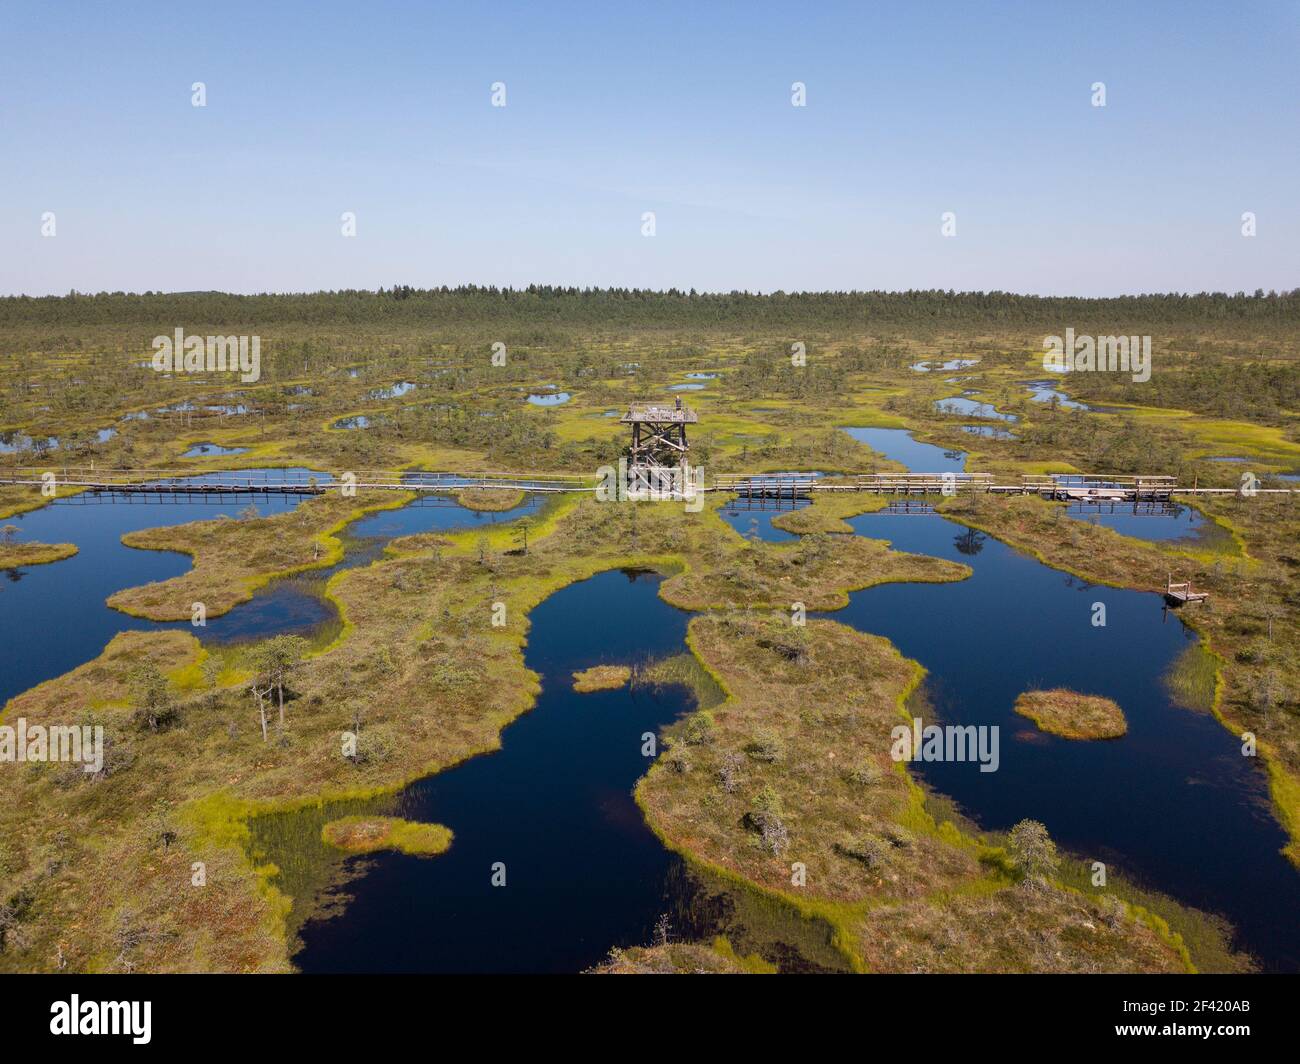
[1,288,1298,976]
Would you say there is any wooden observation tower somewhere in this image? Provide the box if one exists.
[621,397,697,493]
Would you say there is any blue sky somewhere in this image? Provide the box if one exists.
[2,1,1296,296]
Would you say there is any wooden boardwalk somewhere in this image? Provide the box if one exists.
[0,468,591,496]
[714,472,1295,499]
[0,466,1294,500]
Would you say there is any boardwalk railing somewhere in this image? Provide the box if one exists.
[0,467,598,494]
[0,466,1293,498]
[714,472,999,496]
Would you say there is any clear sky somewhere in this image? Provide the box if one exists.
[2,1,1296,297]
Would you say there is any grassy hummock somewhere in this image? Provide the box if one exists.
[768,491,889,534]
[572,665,632,692]
[0,490,974,973]
[937,490,1300,867]
[589,939,767,974]
[106,491,413,620]
[1014,688,1128,740]
[636,611,1201,973]
[0,541,78,567]
[3,306,1292,973]
[456,487,526,512]
[321,815,452,856]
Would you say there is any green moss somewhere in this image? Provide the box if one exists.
[321,815,453,856]
[768,491,889,534]
[572,665,632,692]
[4,316,1296,972]
[1163,643,1219,713]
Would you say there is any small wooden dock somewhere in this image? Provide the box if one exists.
[1164,575,1209,606]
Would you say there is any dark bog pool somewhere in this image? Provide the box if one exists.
[1065,499,1228,546]
[834,510,1298,969]
[281,568,845,972]
[717,497,807,542]
[291,570,695,973]
[814,428,1296,969]
[6,437,1297,972]
[0,476,314,706]
[0,481,544,707]
[841,426,967,475]
[934,396,1018,422]
[1026,379,1090,411]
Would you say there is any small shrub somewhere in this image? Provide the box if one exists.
[744,786,789,855]
[846,761,883,787]
[1097,894,1126,929]
[751,785,782,815]
[681,712,715,746]
[429,663,477,689]
[346,730,396,766]
[743,728,783,763]
[664,747,691,774]
[1008,819,1059,888]
[717,752,744,793]
[835,834,889,870]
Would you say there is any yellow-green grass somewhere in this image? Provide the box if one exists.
[167,438,296,470]
[0,540,77,567]
[937,490,1300,868]
[0,484,88,520]
[1163,643,1219,713]
[1079,406,1300,465]
[636,611,1196,973]
[572,665,632,692]
[2,319,1294,971]
[769,492,889,534]
[106,490,416,621]
[589,939,765,974]
[0,489,971,972]
[1014,688,1128,740]
[320,815,452,856]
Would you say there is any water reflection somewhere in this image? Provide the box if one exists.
[934,396,1018,422]
[1025,379,1090,411]
[281,567,846,973]
[952,526,987,555]
[182,442,250,458]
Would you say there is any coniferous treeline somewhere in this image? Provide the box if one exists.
[1,286,1297,329]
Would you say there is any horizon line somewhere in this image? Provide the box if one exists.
[4,285,1298,302]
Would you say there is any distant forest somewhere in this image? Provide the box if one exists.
[2,287,1298,329]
